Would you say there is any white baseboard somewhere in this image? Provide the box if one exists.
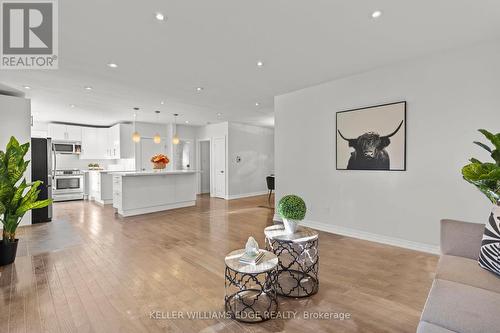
[226,191,269,200]
[118,200,196,217]
[272,215,439,254]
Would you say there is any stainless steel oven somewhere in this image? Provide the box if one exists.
[53,170,84,201]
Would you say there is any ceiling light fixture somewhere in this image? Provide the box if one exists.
[84,86,93,91]
[70,104,76,108]
[153,111,161,144]
[372,10,382,18]
[155,12,165,21]
[107,63,118,68]
[23,85,31,90]
[255,102,260,107]
[160,101,165,105]
[196,87,204,92]
[185,120,189,124]
[257,61,264,67]
[216,112,222,117]
[172,113,180,145]
[132,107,141,143]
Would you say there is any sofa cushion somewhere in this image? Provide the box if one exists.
[417,321,457,333]
[436,255,500,293]
[421,279,500,333]
[478,205,500,276]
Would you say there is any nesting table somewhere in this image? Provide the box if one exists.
[224,249,279,323]
[264,225,319,297]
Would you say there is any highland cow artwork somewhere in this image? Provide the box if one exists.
[336,102,406,171]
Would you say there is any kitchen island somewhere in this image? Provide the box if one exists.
[112,170,197,217]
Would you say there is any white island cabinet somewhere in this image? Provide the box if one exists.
[112,171,197,217]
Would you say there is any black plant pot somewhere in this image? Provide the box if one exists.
[0,239,19,266]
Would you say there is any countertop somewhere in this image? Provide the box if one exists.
[112,170,198,177]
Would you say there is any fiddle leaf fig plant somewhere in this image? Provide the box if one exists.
[462,129,500,205]
[0,137,52,242]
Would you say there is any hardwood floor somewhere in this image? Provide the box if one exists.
[0,195,438,333]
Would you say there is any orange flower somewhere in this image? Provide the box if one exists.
[151,154,170,164]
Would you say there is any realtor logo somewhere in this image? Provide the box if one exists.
[1,0,58,69]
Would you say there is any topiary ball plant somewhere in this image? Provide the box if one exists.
[278,195,306,234]
[278,194,307,221]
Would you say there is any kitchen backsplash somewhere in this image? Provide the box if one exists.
[56,154,135,171]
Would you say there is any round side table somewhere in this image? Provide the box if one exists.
[224,249,279,323]
[264,225,319,298]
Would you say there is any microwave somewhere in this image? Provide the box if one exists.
[53,142,81,154]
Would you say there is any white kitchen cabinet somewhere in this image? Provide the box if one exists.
[66,125,82,141]
[88,171,113,205]
[79,123,134,160]
[48,123,82,141]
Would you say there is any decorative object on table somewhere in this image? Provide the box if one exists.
[239,237,264,264]
[277,194,306,234]
[0,137,52,266]
[264,224,319,297]
[225,249,278,323]
[336,101,406,171]
[462,129,500,276]
[151,154,170,169]
[87,163,101,170]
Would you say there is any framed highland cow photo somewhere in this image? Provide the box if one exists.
[336,101,406,171]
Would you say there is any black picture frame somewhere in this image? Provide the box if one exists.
[335,101,407,171]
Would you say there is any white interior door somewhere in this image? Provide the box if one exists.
[213,137,226,198]
[140,138,167,171]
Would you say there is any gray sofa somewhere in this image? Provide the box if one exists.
[417,219,500,333]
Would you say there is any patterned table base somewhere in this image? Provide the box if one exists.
[224,266,278,323]
[266,238,319,298]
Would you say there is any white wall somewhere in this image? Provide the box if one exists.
[275,41,500,253]
[0,94,32,226]
[228,123,274,198]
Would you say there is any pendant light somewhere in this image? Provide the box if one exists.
[132,107,141,143]
[172,113,180,145]
[153,110,161,144]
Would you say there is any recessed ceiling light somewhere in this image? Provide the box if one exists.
[196,87,204,92]
[160,101,165,105]
[372,10,382,18]
[217,113,222,117]
[185,120,189,124]
[84,86,93,91]
[107,63,118,68]
[255,102,260,107]
[23,85,31,90]
[70,104,76,108]
[256,61,264,67]
[155,12,166,21]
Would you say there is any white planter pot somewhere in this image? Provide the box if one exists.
[282,218,299,234]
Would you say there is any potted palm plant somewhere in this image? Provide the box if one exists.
[0,137,52,266]
[277,194,307,234]
[462,129,500,274]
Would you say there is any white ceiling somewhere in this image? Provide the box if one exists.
[2,0,500,127]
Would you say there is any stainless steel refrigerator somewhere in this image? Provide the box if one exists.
[31,137,53,223]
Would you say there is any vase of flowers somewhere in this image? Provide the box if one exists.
[277,194,307,234]
[151,154,169,170]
